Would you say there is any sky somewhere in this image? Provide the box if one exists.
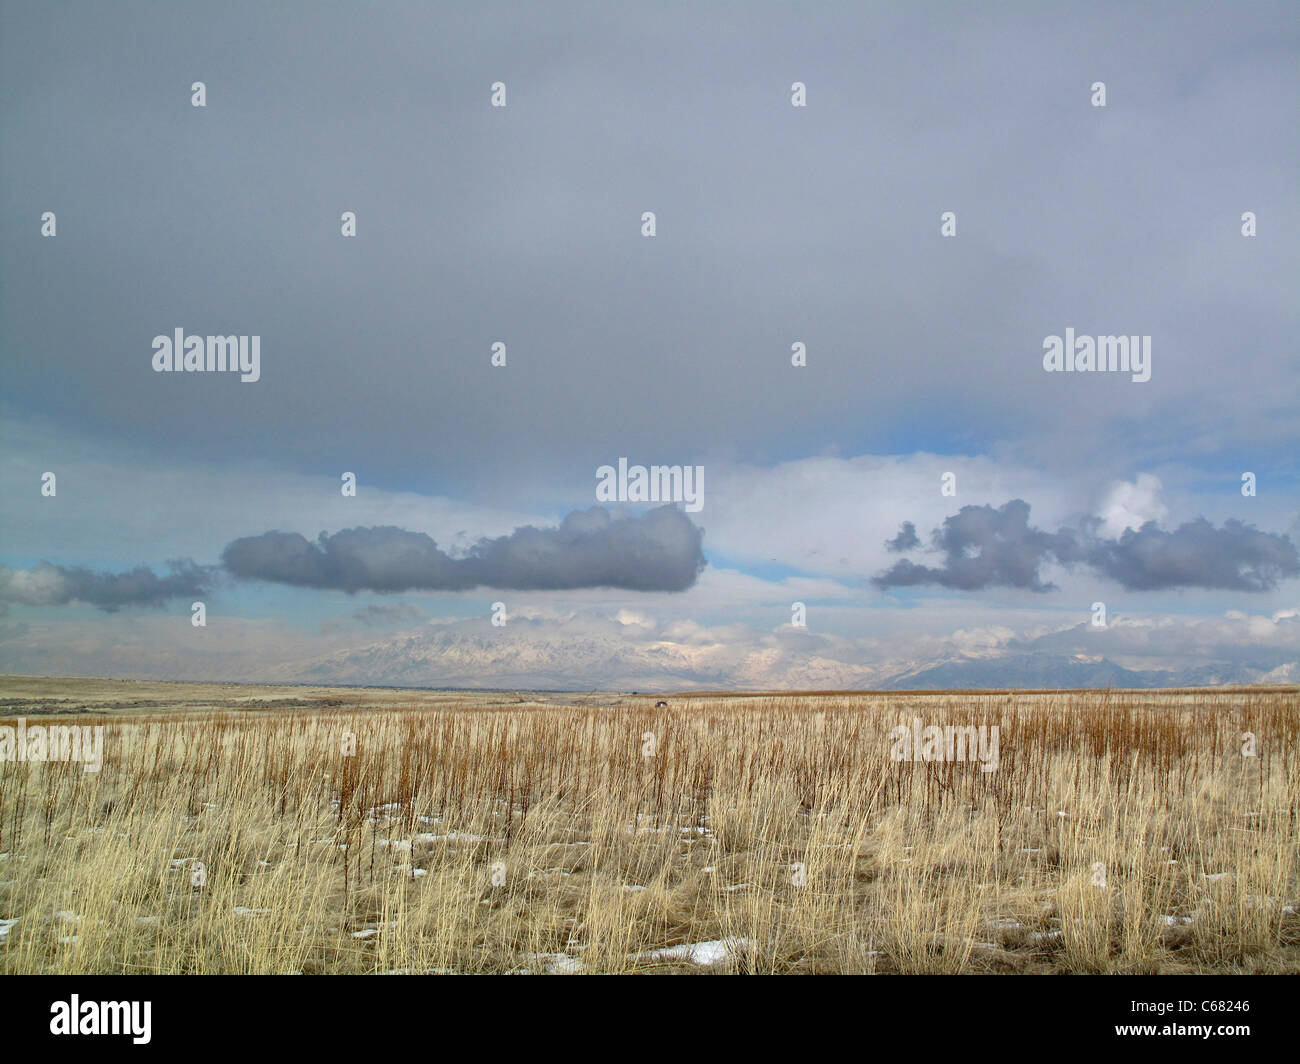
[1,0,1296,689]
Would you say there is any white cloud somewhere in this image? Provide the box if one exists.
[702,452,1082,581]
[1096,474,1169,538]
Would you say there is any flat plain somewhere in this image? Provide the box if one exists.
[1,676,1296,973]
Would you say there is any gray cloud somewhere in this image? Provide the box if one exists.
[875,502,1299,592]
[0,560,211,612]
[0,507,706,613]
[885,521,920,552]
[875,501,1081,591]
[320,602,424,635]
[1087,518,1300,592]
[223,505,706,593]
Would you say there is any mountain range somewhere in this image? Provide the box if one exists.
[267,621,1297,692]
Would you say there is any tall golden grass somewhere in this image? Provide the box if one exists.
[0,687,1296,973]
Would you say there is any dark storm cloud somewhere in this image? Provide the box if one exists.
[1087,518,1300,592]
[0,560,212,612]
[875,503,1299,592]
[0,507,706,611]
[222,527,463,592]
[222,505,706,592]
[874,501,1081,591]
[885,521,920,552]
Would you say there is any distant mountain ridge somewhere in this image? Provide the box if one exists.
[269,622,1292,692]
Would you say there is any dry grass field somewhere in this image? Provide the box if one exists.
[0,677,1296,974]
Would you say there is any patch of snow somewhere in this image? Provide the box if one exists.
[636,938,749,967]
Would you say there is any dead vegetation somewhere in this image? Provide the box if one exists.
[0,684,1296,974]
